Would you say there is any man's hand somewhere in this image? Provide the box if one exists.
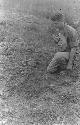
[67,48,76,70]
[67,63,72,70]
[52,34,59,43]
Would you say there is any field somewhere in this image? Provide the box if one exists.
[0,0,80,125]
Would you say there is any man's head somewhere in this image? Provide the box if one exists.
[51,12,65,22]
[51,12,65,32]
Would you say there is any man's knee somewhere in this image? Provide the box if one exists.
[54,52,69,60]
[47,52,69,73]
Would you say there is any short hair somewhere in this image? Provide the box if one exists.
[51,12,64,22]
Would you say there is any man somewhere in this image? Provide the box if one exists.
[47,12,79,73]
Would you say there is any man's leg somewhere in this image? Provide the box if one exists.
[47,52,69,73]
[67,48,76,70]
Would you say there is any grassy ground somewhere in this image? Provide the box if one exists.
[0,0,80,125]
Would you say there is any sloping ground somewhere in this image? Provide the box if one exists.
[0,10,80,125]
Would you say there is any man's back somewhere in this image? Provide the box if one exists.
[64,23,78,48]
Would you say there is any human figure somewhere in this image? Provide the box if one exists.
[47,12,79,73]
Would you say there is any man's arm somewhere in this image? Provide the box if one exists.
[66,25,79,70]
[67,47,76,70]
